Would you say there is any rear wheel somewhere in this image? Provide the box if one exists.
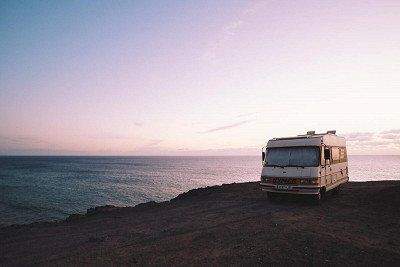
[332,185,341,195]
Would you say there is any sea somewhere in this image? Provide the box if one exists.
[0,155,399,225]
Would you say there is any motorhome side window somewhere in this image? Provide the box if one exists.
[329,146,348,164]
[332,147,340,164]
[339,147,347,162]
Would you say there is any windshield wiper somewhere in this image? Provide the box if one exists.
[266,164,285,168]
[286,164,305,168]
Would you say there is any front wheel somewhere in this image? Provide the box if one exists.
[267,192,277,201]
[311,190,321,204]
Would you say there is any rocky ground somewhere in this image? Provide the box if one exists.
[1,181,399,266]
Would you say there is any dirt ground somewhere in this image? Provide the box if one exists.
[1,181,399,266]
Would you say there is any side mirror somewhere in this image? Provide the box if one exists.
[324,148,331,160]
[262,152,265,162]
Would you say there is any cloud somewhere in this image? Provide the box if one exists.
[237,112,259,118]
[380,133,400,140]
[176,147,259,156]
[84,133,134,141]
[381,129,400,134]
[0,134,82,155]
[362,140,392,146]
[125,139,163,155]
[378,129,400,139]
[201,20,243,63]
[0,134,52,146]
[242,0,268,16]
[145,139,163,147]
[343,129,400,154]
[343,129,400,142]
[342,132,374,141]
[201,1,267,63]
[134,122,143,127]
[202,120,252,133]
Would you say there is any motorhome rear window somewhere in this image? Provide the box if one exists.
[264,146,320,167]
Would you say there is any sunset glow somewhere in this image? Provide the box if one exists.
[1,0,399,155]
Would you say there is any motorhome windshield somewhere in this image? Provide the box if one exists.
[264,146,319,167]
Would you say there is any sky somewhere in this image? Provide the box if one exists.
[1,0,399,156]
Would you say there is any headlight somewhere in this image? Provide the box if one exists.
[260,177,273,183]
[300,178,319,185]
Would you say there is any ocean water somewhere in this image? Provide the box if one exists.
[0,155,399,225]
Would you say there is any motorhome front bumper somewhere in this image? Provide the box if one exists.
[260,183,320,195]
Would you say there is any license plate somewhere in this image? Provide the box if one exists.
[276,185,292,190]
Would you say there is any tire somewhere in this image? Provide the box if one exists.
[332,185,341,195]
[311,190,321,204]
[267,192,277,201]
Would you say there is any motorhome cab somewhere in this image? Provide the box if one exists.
[260,130,349,201]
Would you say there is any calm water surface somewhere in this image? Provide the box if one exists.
[0,155,399,225]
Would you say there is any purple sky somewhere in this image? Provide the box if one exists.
[1,0,399,155]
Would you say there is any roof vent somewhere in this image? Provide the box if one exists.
[327,130,336,134]
[307,131,315,135]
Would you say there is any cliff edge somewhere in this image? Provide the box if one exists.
[1,181,399,266]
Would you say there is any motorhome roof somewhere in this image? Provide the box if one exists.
[266,131,345,148]
[272,133,334,141]
[273,135,321,141]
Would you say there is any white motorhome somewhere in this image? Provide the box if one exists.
[260,131,349,201]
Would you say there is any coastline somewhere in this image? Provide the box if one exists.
[1,181,399,265]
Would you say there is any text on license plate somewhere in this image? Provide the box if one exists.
[276,185,293,190]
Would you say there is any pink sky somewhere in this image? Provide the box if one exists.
[1,1,399,155]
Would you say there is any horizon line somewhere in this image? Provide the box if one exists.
[1,154,399,157]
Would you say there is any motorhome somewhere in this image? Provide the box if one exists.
[260,131,349,201]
